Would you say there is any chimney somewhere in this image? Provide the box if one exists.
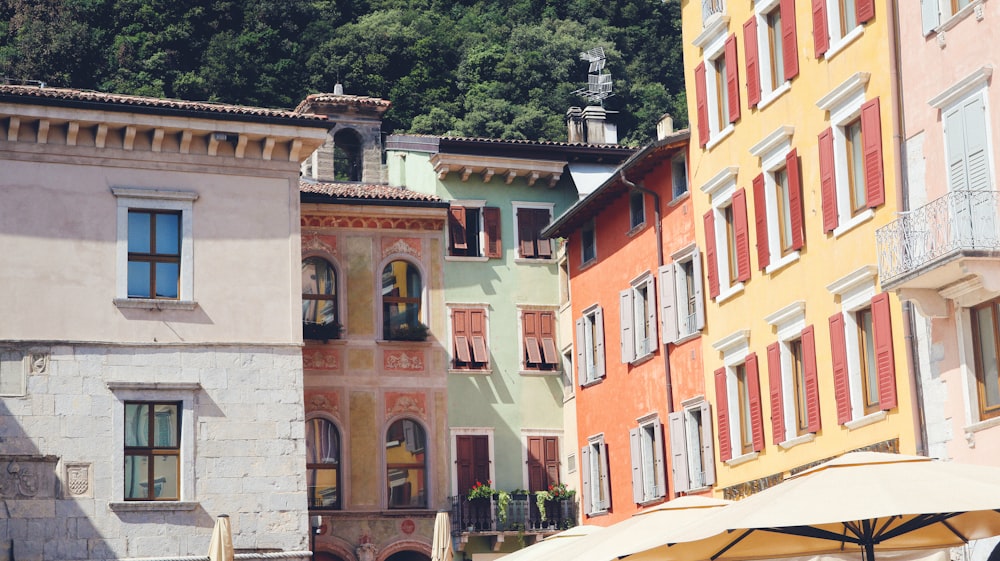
[566,107,584,143]
[656,113,674,140]
[333,83,344,95]
[582,106,613,144]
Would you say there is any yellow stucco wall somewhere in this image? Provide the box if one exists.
[350,390,378,506]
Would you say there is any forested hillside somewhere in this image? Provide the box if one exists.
[0,0,685,145]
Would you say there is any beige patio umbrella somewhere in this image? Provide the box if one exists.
[431,510,454,561]
[491,524,604,561]
[628,452,1000,561]
[208,514,234,561]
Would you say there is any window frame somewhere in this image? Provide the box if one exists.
[962,296,1000,423]
[704,183,750,302]
[694,30,739,149]
[123,400,182,501]
[302,255,343,340]
[385,417,429,510]
[941,87,994,193]
[449,305,491,373]
[448,200,502,260]
[660,244,706,345]
[513,202,555,262]
[581,434,610,516]
[451,428,495,499]
[306,415,343,510]
[745,0,797,110]
[751,128,803,274]
[764,301,821,446]
[712,331,764,464]
[113,187,197,310]
[379,257,426,341]
[630,415,666,504]
[668,400,716,493]
[581,219,597,265]
[620,272,658,364]
[629,190,646,231]
[671,153,689,200]
[812,0,871,60]
[577,304,606,386]
[520,308,560,373]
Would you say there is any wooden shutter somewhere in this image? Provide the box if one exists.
[856,0,875,24]
[483,206,501,258]
[659,264,679,345]
[700,401,716,486]
[536,209,553,258]
[598,441,610,510]
[752,173,770,270]
[540,311,558,366]
[745,352,765,452]
[818,128,838,232]
[725,34,741,124]
[594,306,606,378]
[801,325,822,432]
[766,342,785,445]
[528,436,546,492]
[692,247,706,330]
[861,97,885,208]
[668,411,689,493]
[517,208,536,258]
[946,104,969,191]
[959,95,990,191]
[652,419,666,497]
[620,289,635,363]
[781,0,799,80]
[470,309,488,364]
[449,206,468,252]
[523,311,543,365]
[629,428,644,503]
[544,437,560,487]
[812,0,829,56]
[921,0,940,36]
[695,62,709,147]
[645,276,658,353]
[732,188,752,282]
[786,149,805,250]
[576,317,587,384]
[829,312,853,424]
[714,367,732,462]
[744,16,761,108]
[872,293,898,410]
[453,309,472,364]
[580,445,592,515]
[704,210,720,298]
[456,435,475,494]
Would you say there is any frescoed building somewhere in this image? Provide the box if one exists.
[679,0,921,497]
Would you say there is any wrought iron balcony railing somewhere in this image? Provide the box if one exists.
[702,0,726,25]
[875,190,1000,287]
[450,495,578,534]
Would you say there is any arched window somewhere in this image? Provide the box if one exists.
[306,418,341,509]
[381,260,424,341]
[333,129,363,182]
[303,257,340,341]
[386,418,427,509]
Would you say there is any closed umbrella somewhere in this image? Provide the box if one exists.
[431,511,454,561]
[208,514,234,561]
[629,452,1000,561]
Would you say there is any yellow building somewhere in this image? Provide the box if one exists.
[680,0,920,497]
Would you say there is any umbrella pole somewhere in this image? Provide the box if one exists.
[864,542,876,561]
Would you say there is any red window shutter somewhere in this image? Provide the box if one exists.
[449,206,467,252]
[725,34,741,124]
[743,16,761,108]
[812,0,829,56]
[543,436,560,487]
[540,311,558,366]
[856,0,875,23]
[483,207,502,258]
[801,325,822,432]
[528,436,546,492]
[829,312,852,424]
[766,342,785,445]
[752,173,770,270]
[786,149,804,250]
[781,0,799,80]
[517,208,536,258]
[732,188,751,282]
[453,309,471,364]
[470,309,488,363]
[818,128,839,232]
[695,62,709,148]
[714,367,732,461]
[535,209,553,258]
[704,210,720,299]
[871,293,898,410]
[861,97,885,208]
[745,352,765,452]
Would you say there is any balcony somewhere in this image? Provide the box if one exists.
[875,190,1000,314]
[450,495,578,551]
[702,0,726,25]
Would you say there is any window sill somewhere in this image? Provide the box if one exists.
[705,124,735,151]
[683,484,713,494]
[824,25,864,61]
[673,331,702,346]
[757,81,791,111]
[724,451,759,467]
[764,250,800,276]
[778,432,816,450]
[668,191,690,207]
[446,255,490,262]
[514,257,557,265]
[715,282,745,304]
[519,369,562,377]
[964,414,1000,434]
[935,0,985,34]
[579,257,598,272]
[114,298,197,311]
[449,368,493,375]
[832,208,874,239]
[110,501,199,512]
[630,352,657,367]
[627,222,648,237]
[586,508,610,518]
[845,410,887,430]
[638,496,667,507]
[580,376,604,389]
[376,339,433,347]
[305,338,347,347]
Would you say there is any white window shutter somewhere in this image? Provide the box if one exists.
[920,0,939,36]
[629,428,643,503]
[659,264,679,344]
[946,104,969,191]
[692,247,706,330]
[598,441,610,510]
[620,289,635,363]
[668,411,689,493]
[581,445,592,515]
[595,306,606,378]
[652,418,666,498]
[963,95,990,191]
[700,401,717,486]
[645,276,658,354]
[575,317,587,385]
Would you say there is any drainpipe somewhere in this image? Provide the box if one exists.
[886,0,928,456]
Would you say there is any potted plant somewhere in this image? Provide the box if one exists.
[466,480,494,530]
[303,320,342,342]
[389,321,429,341]
[535,483,575,525]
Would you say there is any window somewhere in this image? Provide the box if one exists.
[576,305,606,385]
[386,419,427,509]
[751,141,804,272]
[381,260,423,340]
[921,0,979,33]
[581,220,597,264]
[744,0,798,109]
[455,433,492,497]
[630,416,665,504]
[448,203,501,258]
[856,306,879,414]
[124,401,181,501]
[694,34,740,148]
[451,307,489,370]
[515,205,554,260]
[943,92,991,192]
[817,77,884,236]
[812,0,874,58]
[0,351,27,397]
[620,274,658,363]
[704,189,750,300]
[971,299,1000,420]
[303,257,340,341]
[306,417,341,509]
[764,302,821,445]
[668,401,716,492]
[629,190,646,230]
[333,128,362,182]
[522,309,559,371]
[672,153,689,199]
[581,435,609,515]
[660,246,706,344]
[114,188,197,308]
[714,353,764,462]
[526,435,561,493]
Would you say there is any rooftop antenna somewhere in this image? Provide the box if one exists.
[573,47,613,106]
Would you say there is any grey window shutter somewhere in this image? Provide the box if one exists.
[668,411,689,493]
[652,418,666,498]
[598,441,610,510]
[576,317,587,385]
[645,276,658,353]
[660,264,679,344]
[946,104,969,191]
[580,445,592,515]
[620,289,635,363]
[701,401,717,486]
[692,247,706,330]
[921,0,939,36]
[963,95,990,191]
[595,306,606,378]
[629,428,643,503]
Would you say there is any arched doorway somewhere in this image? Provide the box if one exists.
[333,128,363,182]
[384,551,430,561]
[314,553,347,561]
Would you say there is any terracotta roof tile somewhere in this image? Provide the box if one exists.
[294,93,392,112]
[300,181,442,202]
